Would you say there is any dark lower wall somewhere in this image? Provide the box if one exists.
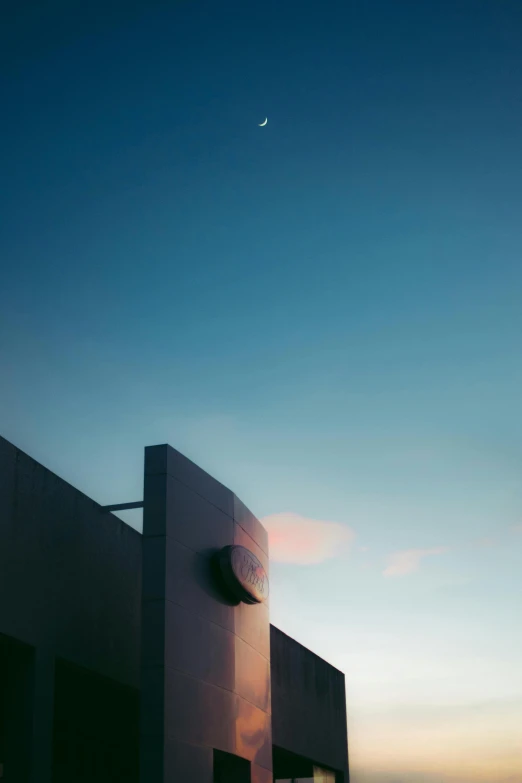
[0,436,142,688]
[270,625,349,781]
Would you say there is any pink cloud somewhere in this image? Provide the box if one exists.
[261,512,355,565]
[511,524,522,533]
[383,547,449,577]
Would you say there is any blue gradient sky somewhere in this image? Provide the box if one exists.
[2,1,522,780]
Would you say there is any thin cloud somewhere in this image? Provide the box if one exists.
[471,536,496,548]
[510,524,522,532]
[383,547,449,577]
[261,512,355,565]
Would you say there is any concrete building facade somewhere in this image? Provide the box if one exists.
[0,435,349,782]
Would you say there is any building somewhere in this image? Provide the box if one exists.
[0,435,349,782]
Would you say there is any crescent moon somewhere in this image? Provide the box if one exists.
[259,118,268,126]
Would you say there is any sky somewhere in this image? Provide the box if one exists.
[1,0,522,780]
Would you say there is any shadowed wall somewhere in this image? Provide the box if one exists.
[0,435,142,782]
[0,436,142,685]
[271,626,349,782]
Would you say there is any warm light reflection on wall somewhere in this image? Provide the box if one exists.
[313,767,336,783]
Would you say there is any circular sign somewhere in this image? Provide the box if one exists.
[215,545,269,604]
